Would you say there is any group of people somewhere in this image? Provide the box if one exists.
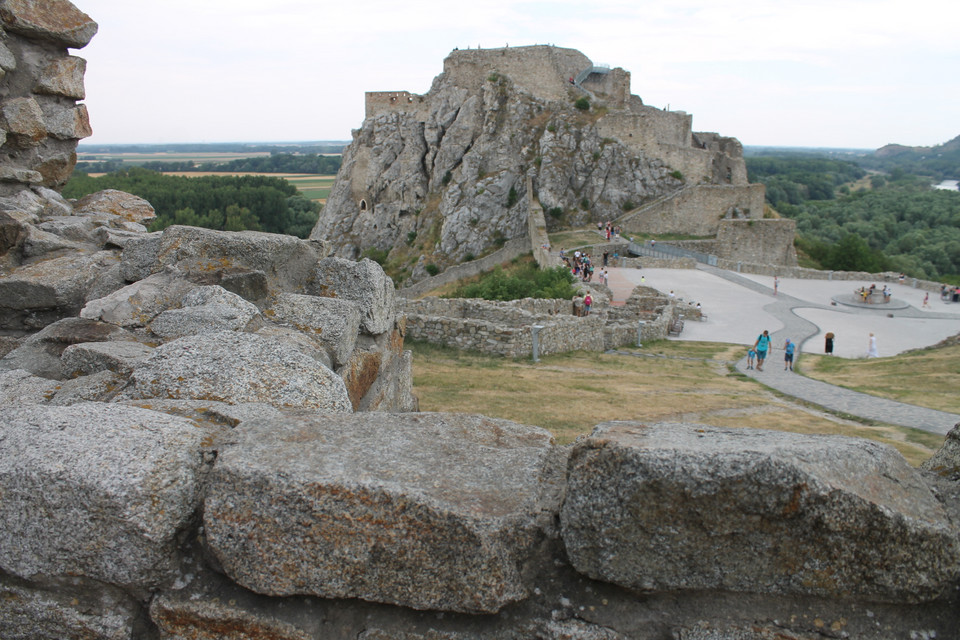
[559,249,609,284]
[855,283,891,303]
[597,221,622,241]
[940,284,960,303]
[745,330,795,372]
[746,329,880,368]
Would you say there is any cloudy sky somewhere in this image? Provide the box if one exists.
[74,0,957,150]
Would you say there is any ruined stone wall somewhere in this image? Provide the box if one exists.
[714,218,798,267]
[398,236,530,299]
[0,0,97,196]
[364,90,430,119]
[442,44,592,102]
[620,184,767,237]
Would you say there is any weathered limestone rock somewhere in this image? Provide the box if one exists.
[0,403,209,590]
[59,340,153,377]
[149,284,261,339]
[0,316,137,378]
[0,576,140,640]
[0,0,98,48]
[923,422,960,480]
[266,292,361,367]
[80,270,198,327]
[35,56,86,99]
[561,422,960,603]
[119,225,326,295]
[131,331,352,411]
[0,368,59,406]
[203,412,557,613]
[0,250,120,330]
[309,257,396,334]
[73,188,155,225]
[46,369,128,405]
[1,96,46,144]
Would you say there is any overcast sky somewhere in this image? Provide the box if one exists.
[74,0,957,150]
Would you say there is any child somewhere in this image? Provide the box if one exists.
[784,338,795,371]
[747,347,756,370]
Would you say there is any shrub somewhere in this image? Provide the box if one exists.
[622,200,635,211]
[580,198,590,210]
[547,123,556,133]
[670,170,684,180]
[406,231,417,245]
[507,186,518,207]
[425,263,440,276]
[574,97,590,111]
[362,247,389,266]
[450,265,578,301]
[547,207,563,219]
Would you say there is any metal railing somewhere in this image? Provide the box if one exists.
[627,241,718,266]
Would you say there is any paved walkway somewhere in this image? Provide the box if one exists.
[606,263,960,436]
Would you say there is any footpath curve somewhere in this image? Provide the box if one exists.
[697,266,960,435]
[604,263,960,436]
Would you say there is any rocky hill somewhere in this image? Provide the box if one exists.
[310,46,763,282]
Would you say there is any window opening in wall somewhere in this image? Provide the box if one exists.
[359,199,367,211]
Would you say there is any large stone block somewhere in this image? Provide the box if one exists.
[266,292,361,367]
[561,422,960,603]
[0,575,140,640]
[81,270,198,328]
[0,316,137,379]
[308,257,397,334]
[73,189,155,225]
[35,56,86,99]
[923,422,960,481]
[203,412,557,613]
[131,331,351,411]
[0,0,99,48]
[0,403,208,589]
[120,225,323,294]
[149,284,261,339]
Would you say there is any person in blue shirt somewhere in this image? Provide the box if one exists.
[783,338,795,371]
[753,330,771,371]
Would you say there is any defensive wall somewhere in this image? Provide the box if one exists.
[618,184,767,237]
[404,284,683,359]
[715,218,799,267]
[364,90,430,120]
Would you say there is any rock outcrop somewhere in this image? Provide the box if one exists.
[310,45,759,280]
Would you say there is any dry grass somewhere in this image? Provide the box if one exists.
[410,340,944,466]
[799,344,960,414]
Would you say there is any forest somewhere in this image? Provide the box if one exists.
[63,168,321,238]
[746,153,960,281]
[75,153,342,176]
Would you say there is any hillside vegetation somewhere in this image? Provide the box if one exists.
[63,168,321,238]
[746,148,960,281]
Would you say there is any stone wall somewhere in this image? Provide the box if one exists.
[714,218,798,267]
[364,90,429,120]
[398,236,530,299]
[0,0,97,196]
[442,45,593,102]
[619,184,767,237]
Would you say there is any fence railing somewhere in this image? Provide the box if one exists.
[628,241,718,266]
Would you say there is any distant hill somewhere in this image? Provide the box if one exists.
[859,135,960,181]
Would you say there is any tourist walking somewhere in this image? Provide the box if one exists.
[867,332,879,358]
[753,330,771,371]
[824,332,834,354]
[583,293,592,316]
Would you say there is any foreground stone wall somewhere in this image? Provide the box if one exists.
[0,0,96,196]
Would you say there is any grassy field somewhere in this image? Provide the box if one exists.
[78,151,273,163]
[799,343,960,413]
[410,339,947,466]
